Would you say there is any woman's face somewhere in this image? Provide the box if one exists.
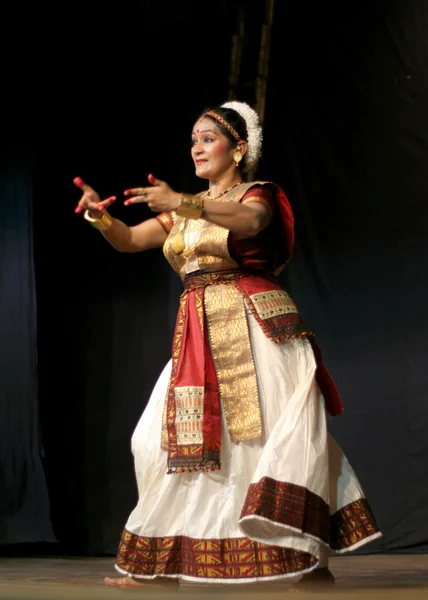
[191,117,235,180]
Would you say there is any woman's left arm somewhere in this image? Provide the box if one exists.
[123,175,272,238]
[201,197,271,237]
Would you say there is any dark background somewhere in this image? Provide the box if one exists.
[1,0,427,556]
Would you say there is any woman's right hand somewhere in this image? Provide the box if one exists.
[73,176,116,217]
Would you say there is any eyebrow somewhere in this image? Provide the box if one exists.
[191,129,217,135]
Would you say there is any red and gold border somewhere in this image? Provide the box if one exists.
[241,477,330,543]
[115,479,380,580]
[116,530,316,580]
[240,477,380,550]
[330,498,380,550]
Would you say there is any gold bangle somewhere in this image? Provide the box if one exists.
[176,194,204,219]
[83,209,113,232]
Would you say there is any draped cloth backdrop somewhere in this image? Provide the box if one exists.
[0,151,56,545]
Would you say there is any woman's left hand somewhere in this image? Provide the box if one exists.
[123,174,180,213]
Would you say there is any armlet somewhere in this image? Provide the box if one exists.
[155,211,174,234]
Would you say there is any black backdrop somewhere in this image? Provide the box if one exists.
[1,0,428,556]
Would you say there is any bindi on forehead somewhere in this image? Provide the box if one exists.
[191,128,217,136]
[193,116,221,133]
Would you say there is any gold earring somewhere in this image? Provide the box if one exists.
[233,150,243,167]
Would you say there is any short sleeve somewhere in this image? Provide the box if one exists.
[241,186,274,221]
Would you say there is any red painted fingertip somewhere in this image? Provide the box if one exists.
[73,176,84,187]
[148,173,156,185]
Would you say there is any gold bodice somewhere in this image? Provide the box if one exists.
[163,182,264,279]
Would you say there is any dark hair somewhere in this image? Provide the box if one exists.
[200,106,248,148]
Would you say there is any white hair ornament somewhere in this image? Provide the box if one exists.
[221,101,263,172]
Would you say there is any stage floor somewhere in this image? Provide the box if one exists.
[0,554,427,599]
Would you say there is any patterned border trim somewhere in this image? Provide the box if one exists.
[240,477,380,550]
[330,498,380,550]
[116,530,316,580]
[241,295,311,343]
[161,293,187,451]
[174,386,204,445]
[250,289,297,320]
[241,477,330,543]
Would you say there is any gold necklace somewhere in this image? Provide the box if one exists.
[171,182,241,255]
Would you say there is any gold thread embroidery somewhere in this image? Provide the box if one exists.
[195,286,205,331]
[163,183,269,279]
[174,386,204,445]
[250,290,298,320]
[204,284,262,442]
[116,529,317,579]
[194,223,238,272]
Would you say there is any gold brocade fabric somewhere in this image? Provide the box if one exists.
[163,182,265,279]
[160,277,263,449]
[204,284,262,442]
[161,182,271,448]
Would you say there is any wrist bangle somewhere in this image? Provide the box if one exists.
[176,194,204,219]
[83,210,113,232]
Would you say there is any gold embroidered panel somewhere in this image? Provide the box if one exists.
[174,386,204,446]
[250,290,298,320]
[204,284,262,442]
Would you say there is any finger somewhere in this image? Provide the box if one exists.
[148,173,166,186]
[123,195,148,206]
[74,191,98,214]
[74,193,91,214]
[75,195,100,214]
[74,176,98,214]
[73,176,94,194]
[91,196,116,212]
[75,192,114,215]
[123,187,148,197]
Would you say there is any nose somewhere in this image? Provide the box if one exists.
[192,142,203,156]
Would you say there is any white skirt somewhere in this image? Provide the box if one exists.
[115,307,381,584]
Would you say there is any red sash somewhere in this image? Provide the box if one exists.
[164,271,343,475]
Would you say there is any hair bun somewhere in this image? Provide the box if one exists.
[221,101,263,171]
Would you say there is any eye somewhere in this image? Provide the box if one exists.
[204,136,214,143]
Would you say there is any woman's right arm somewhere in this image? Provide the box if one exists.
[99,216,167,252]
[73,176,167,252]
